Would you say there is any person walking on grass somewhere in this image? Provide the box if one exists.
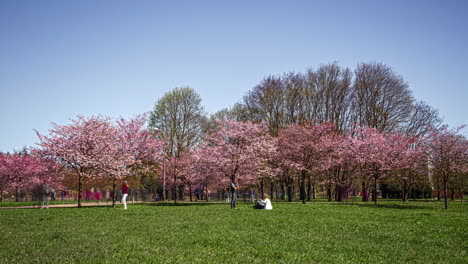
[121,181,129,210]
[230,176,239,209]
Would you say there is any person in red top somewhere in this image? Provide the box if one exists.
[121,181,129,210]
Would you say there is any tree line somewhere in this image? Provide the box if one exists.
[148,62,466,209]
[0,62,466,209]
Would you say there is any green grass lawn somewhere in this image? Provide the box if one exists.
[0,200,79,207]
[0,200,466,263]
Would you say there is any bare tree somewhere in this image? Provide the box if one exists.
[300,69,320,123]
[351,62,414,132]
[283,72,305,125]
[313,63,353,131]
[404,100,442,138]
[243,75,285,136]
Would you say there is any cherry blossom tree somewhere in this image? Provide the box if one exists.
[426,126,467,209]
[385,134,428,202]
[354,127,396,204]
[35,115,135,208]
[160,156,186,203]
[0,153,8,202]
[321,132,361,202]
[277,123,335,203]
[0,153,37,201]
[0,152,63,202]
[114,114,165,206]
[116,114,164,163]
[198,119,275,197]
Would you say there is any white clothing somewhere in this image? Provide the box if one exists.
[121,193,128,210]
[262,198,273,210]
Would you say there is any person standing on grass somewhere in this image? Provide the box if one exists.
[41,183,50,209]
[121,181,129,210]
[230,176,239,209]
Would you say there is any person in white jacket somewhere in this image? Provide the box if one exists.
[254,194,273,210]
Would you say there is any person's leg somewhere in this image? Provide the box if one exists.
[231,192,234,209]
[122,193,128,210]
[232,193,237,209]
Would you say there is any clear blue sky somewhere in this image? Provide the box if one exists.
[1,0,467,152]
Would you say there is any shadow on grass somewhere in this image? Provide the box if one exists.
[137,202,225,207]
[355,203,434,210]
[315,201,438,210]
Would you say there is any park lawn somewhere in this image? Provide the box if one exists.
[0,200,79,207]
[0,201,466,263]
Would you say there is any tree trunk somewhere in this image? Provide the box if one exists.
[327,185,332,202]
[77,174,83,208]
[287,184,293,202]
[460,185,464,203]
[403,191,409,202]
[336,185,346,202]
[179,185,184,201]
[0,189,2,202]
[173,172,177,204]
[189,186,193,202]
[307,175,311,201]
[300,170,306,204]
[402,180,408,202]
[275,183,280,200]
[443,178,448,209]
[281,182,286,200]
[162,159,166,201]
[205,185,209,202]
[373,177,378,204]
[312,183,316,199]
[260,178,264,199]
[111,178,117,208]
[270,181,274,200]
[362,182,369,202]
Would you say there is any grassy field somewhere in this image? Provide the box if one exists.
[0,200,466,263]
[0,200,78,207]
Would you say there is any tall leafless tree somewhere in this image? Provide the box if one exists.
[404,100,442,138]
[312,63,353,131]
[283,72,305,125]
[351,62,414,132]
[243,75,285,136]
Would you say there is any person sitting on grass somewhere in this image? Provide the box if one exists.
[253,194,273,210]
